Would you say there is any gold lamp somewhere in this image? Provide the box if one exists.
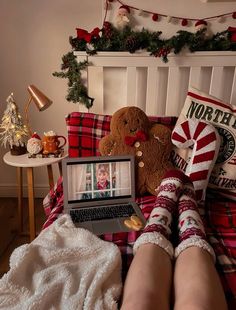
[24,85,53,136]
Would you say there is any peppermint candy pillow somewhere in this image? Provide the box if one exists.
[171,87,236,201]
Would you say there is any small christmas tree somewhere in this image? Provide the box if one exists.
[0,93,28,154]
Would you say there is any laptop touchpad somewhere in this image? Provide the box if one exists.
[92,220,118,235]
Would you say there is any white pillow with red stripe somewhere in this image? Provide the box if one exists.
[172,119,220,204]
[171,87,236,201]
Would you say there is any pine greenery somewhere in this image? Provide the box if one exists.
[53,23,236,108]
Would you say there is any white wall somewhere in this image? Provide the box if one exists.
[0,0,235,197]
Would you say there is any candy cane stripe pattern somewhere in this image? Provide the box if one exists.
[171,119,220,203]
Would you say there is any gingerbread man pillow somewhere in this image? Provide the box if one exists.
[99,106,174,196]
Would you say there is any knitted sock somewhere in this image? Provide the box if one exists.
[133,169,189,259]
[175,182,215,261]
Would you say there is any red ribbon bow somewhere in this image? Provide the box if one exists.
[228,26,236,43]
[124,130,148,146]
[76,27,101,43]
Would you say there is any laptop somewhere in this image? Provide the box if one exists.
[62,155,146,235]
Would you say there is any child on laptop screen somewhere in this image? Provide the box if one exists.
[95,164,111,198]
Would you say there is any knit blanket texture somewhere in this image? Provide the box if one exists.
[0,215,122,310]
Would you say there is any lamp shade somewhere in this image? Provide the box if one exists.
[27,85,52,111]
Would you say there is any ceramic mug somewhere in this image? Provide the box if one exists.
[42,131,66,154]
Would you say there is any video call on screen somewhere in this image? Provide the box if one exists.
[67,160,132,201]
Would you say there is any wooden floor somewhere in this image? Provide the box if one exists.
[0,197,46,277]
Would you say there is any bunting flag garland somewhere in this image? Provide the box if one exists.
[53,0,236,108]
[111,0,236,27]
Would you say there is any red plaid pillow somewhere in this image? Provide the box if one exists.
[66,112,111,157]
[66,111,177,157]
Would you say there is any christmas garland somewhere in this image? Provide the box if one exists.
[53,23,236,108]
[52,52,94,109]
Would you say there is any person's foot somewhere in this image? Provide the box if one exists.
[175,181,215,260]
[134,169,189,258]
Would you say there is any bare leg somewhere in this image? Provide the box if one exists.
[174,247,227,310]
[121,170,188,310]
[121,243,172,310]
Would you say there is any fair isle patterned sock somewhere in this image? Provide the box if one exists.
[133,169,189,259]
[175,183,215,261]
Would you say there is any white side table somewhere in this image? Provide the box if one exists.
[3,152,67,241]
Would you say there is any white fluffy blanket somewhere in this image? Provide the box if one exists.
[0,215,122,310]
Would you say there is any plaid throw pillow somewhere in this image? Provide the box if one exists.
[66,111,177,158]
[66,112,111,157]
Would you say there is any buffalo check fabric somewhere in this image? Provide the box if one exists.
[42,112,236,309]
[66,112,111,157]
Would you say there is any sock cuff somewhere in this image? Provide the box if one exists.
[175,237,216,262]
[163,169,191,184]
[133,232,174,259]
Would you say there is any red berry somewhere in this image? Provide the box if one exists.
[152,14,158,22]
[182,19,188,26]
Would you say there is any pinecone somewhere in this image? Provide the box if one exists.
[125,36,139,53]
[102,22,113,39]
[104,28,112,39]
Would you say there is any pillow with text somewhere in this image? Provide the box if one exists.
[172,87,236,201]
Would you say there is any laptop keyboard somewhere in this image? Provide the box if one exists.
[70,204,135,223]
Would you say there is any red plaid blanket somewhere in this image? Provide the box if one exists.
[42,112,236,309]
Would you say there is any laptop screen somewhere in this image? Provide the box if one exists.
[63,155,135,208]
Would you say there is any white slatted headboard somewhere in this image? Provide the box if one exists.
[75,51,236,116]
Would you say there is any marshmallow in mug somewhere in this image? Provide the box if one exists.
[44,130,57,136]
